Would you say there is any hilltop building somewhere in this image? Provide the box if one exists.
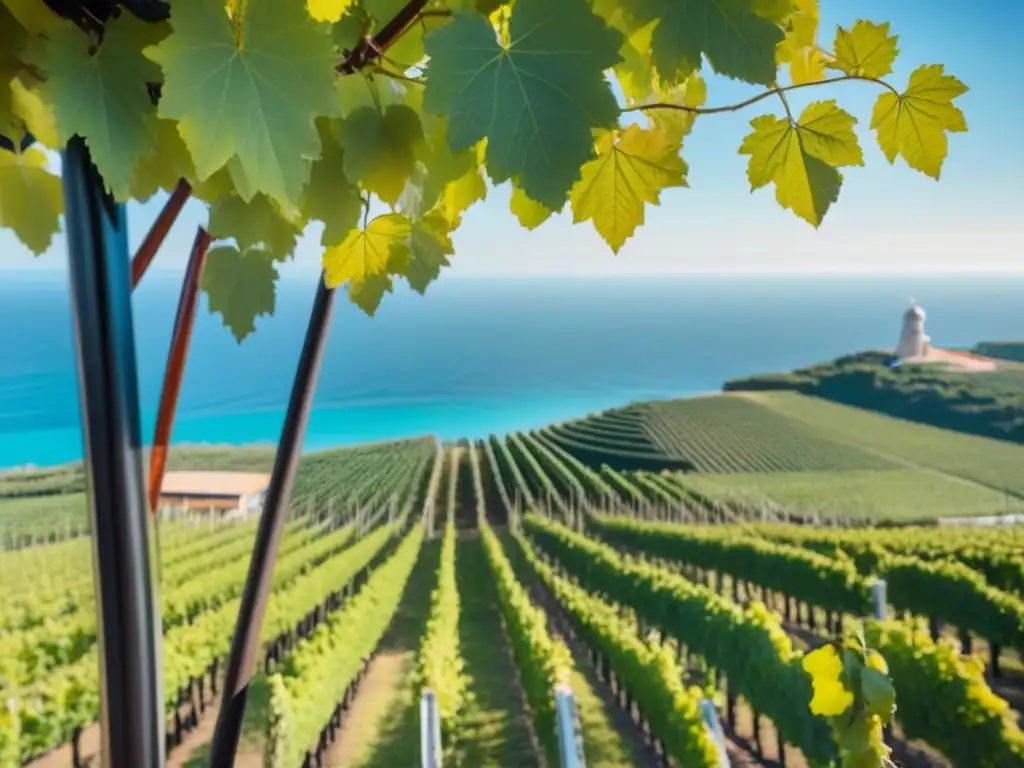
[158,471,269,520]
[895,301,931,360]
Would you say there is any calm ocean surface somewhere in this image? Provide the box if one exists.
[1,272,1022,469]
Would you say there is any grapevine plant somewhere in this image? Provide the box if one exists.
[803,635,896,768]
[0,0,967,341]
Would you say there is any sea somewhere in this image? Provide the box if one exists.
[1,271,1022,470]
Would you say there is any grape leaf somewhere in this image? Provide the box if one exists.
[2,0,61,34]
[130,119,195,202]
[423,0,623,209]
[830,21,899,80]
[10,75,59,149]
[408,213,454,293]
[739,100,863,227]
[510,185,554,230]
[348,272,394,316]
[0,146,62,254]
[570,125,686,253]
[870,64,967,180]
[323,212,412,288]
[42,15,161,200]
[339,104,424,205]
[626,0,783,85]
[439,164,487,227]
[201,245,278,342]
[208,194,301,261]
[147,0,338,214]
[776,0,825,85]
[336,72,406,118]
[308,0,356,23]
[647,73,707,140]
[305,123,363,247]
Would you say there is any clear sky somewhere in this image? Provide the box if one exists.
[3,0,1021,277]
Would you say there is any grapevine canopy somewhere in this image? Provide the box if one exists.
[0,0,968,340]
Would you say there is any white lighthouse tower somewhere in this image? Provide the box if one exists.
[895,299,930,360]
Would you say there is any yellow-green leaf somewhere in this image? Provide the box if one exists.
[323,212,412,288]
[10,75,59,149]
[147,0,338,214]
[870,64,967,180]
[739,100,863,227]
[830,21,899,79]
[308,0,355,24]
[0,146,62,254]
[648,73,707,140]
[407,213,454,294]
[776,0,825,85]
[570,125,687,253]
[510,185,554,230]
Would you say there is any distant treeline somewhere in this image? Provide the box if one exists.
[724,350,1024,444]
[973,341,1024,363]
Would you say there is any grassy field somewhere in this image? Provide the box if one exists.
[747,391,1024,497]
[683,469,1020,521]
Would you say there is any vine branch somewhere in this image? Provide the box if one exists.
[622,74,900,117]
[337,0,432,74]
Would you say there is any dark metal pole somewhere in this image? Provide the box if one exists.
[61,136,165,768]
[209,275,337,766]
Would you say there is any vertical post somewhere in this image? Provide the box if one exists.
[420,690,442,768]
[208,276,336,767]
[872,578,888,620]
[554,683,586,768]
[700,700,732,768]
[61,136,165,768]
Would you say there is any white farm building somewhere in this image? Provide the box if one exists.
[158,471,269,521]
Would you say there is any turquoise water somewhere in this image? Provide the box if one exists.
[1,272,1022,469]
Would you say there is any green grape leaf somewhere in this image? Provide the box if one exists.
[0,146,62,255]
[333,7,369,52]
[336,71,406,118]
[147,0,338,214]
[626,0,783,84]
[348,272,394,316]
[42,15,161,200]
[131,119,195,202]
[423,0,623,209]
[870,64,967,180]
[201,245,278,343]
[570,125,686,253]
[308,0,356,23]
[208,194,302,260]
[407,213,455,293]
[323,212,412,288]
[305,124,363,247]
[339,104,424,206]
[739,100,863,227]
[860,667,896,719]
[829,21,899,79]
[387,14,451,70]
[510,185,554,230]
[776,0,826,85]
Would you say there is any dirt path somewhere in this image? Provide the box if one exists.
[451,537,539,768]
[322,539,441,768]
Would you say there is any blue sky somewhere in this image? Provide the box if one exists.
[3,0,1021,276]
